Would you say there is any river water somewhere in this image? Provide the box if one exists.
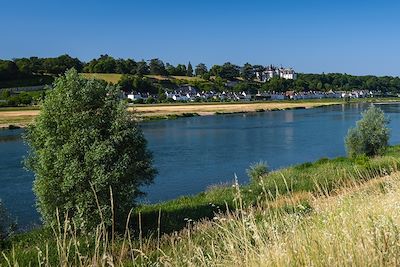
[1,102,400,228]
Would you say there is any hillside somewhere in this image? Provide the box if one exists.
[80,73,206,84]
[2,147,400,266]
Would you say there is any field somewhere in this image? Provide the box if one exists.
[80,73,123,84]
[80,73,206,84]
[0,107,40,128]
[130,101,339,117]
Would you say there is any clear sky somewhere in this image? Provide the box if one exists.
[1,0,399,76]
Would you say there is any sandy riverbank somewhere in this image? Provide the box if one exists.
[0,101,341,129]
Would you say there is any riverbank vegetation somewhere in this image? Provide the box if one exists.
[346,105,390,157]
[2,145,400,265]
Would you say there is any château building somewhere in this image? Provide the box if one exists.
[256,65,297,82]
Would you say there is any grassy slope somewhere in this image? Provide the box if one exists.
[2,146,400,265]
[80,73,205,84]
[137,147,400,234]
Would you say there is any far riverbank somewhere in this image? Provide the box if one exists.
[1,98,399,129]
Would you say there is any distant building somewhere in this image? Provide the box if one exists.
[127,93,145,101]
[255,65,297,82]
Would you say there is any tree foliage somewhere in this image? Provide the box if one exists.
[195,63,208,77]
[345,105,390,157]
[240,63,255,81]
[118,75,157,94]
[24,69,156,231]
[187,62,193,77]
[149,58,167,76]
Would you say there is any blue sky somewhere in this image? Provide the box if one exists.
[1,0,399,76]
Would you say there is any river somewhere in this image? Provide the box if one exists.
[1,102,400,229]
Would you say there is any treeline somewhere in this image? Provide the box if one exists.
[0,55,82,88]
[2,54,400,93]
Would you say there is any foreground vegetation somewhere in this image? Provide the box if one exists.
[2,145,400,266]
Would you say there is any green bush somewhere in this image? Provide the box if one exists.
[345,105,390,157]
[247,161,269,182]
[145,96,156,104]
[24,69,157,232]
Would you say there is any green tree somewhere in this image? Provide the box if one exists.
[195,63,208,77]
[149,58,167,75]
[136,60,150,76]
[187,62,193,77]
[345,105,390,157]
[219,62,240,80]
[210,65,223,77]
[240,63,255,81]
[175,64,187,76]
[24,69,156,231]
[0,90,11,100]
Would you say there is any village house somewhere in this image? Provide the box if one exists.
[127,92,147,101]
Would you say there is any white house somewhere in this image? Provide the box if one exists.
[127,93,144,101]
[279,68,297,80]
[256,65,297,82]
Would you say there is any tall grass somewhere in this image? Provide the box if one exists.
[3,155,400,266]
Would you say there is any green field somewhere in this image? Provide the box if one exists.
[80,73,206,84]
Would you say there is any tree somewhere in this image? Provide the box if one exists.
[219,62,240,80]
[240,63,255,81]
[83,55,116,73]
[24,69,156,231]
[165,63,177,76]
[195,63,208,77]
[149,58,167,75]
[0,60,19,80]
[175,64,187,76]
[136,60,150,76]
[187,62,193,77]
[210,64,223,77]
[345,105,390,157]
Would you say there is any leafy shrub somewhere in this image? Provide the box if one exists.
[133,98,144,104]
[354,154,371,168]
[145,96,156,104]
[345,105,390,157]
[247,161,269,182]
[24,69,157,232]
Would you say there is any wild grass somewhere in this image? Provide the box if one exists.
[136,147,400,235]
[3,159,400,266]
[2,147,400,266]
